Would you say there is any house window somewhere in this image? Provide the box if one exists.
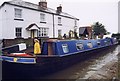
[87,42,93,48]
[62,44,69,53]
[76,43,84,50]
[15,28,22,38]
[58,30,62,36]
[58,17,62,24]
[15,8,22,18]
[38,28,49,37]
[58,17,61,23]
[75,19,77,27]
[40,13,46,22]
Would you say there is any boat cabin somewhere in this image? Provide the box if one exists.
[41,38,115,56]
[2,38,116,57]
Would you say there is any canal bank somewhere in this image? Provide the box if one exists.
[80,59,118,80]
[78,45,118,80]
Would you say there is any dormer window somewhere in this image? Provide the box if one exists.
[14,8,22,18]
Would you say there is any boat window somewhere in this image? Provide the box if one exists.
[104,41,108,45]
[114,38,117,42]
[97,41,101,46]
[87,42,93,48]
[76,43,84,50]
[62,44,69,53]
[108,40,111,44]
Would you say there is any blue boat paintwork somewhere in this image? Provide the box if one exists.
[1,37,118,79]
[1,56,36,63]
[2,56,13,62]
[41,38,116,57]
[1,38,117,62]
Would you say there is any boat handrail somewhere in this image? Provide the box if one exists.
[35,55,60,57]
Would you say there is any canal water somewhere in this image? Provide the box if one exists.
[41,45,119,79]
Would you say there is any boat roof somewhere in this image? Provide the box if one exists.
[46,39,100,43]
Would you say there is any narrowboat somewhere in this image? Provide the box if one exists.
[1,38,117,79]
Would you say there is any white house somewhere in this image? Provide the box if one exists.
[118,1,120,33]
[0,0,79,39]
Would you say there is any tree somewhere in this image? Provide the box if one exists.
[92,22,107,39]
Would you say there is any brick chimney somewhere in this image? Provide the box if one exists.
[39,0,47,9]
[57,5,62,13]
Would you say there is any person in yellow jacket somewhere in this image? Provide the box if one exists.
[34,39,41,55]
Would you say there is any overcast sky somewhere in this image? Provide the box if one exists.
[0,0,119,33]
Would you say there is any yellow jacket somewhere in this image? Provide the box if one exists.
[34,42,41,54]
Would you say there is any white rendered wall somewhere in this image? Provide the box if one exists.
[1,4,54,39]
[0,7,2,39]
[54,15,79,37]
[1,4,79,39]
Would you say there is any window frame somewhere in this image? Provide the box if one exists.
[58,17,61,24]
[97,41,101,46]
[58,29,62,36]
[104,41,108,45]
[87,42,93,48]
[58,17,62,26]
[38,28,49,37]
[14,8,22,18]
[15,27,22,38]
[62,44,69,53]
[75,19,77,27]
[40,13,46,22]
[76,42,84,50]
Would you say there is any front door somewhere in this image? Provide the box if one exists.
[31,30,35,38]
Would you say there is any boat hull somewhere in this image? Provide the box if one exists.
[2,45,117,80]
